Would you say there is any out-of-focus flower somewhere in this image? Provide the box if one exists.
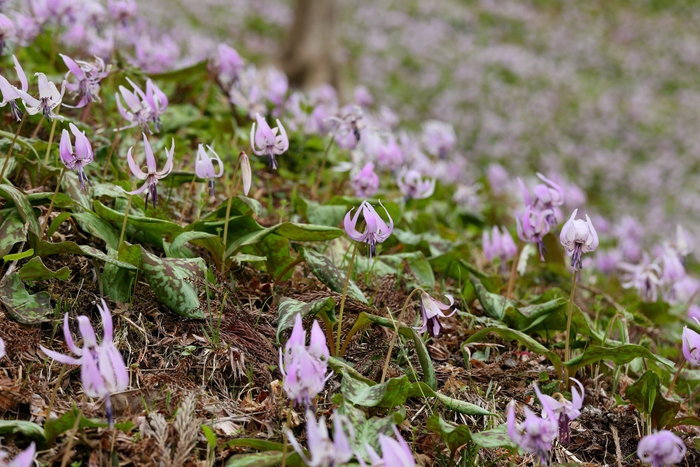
[689,305,700,322]
[351,162,379,198]
[239,151,252,196]
[637,431,686,467]
[613,216,643,263]
[16,72,65,121]
[108,0,137,24]
[414,292,457,337]
[0,337,5,359]
[125,134,174,208]
[519,173,565,226]
[39,300,128,424]
[143,79,168,132]
[60,54,108,108]
[596,249,622,275]
[195,144,224,197]
[486,163,510,196]
[0,55,28,121]
[671,225,693,257]
[279,314,330,407]
[212,43,244,87]
[286,409,354,467]
[673,276,700,304]
[422,120,456,159]
[0,14,15,54]
[354,85,373,107]
[559,209,599,270]
[344,200,394,259]
[507,384,558,464]
[360,426,416,467]
[329,106,364,150]
[682,319,700,365]
[376,135,404,172]
[60,123,94,190]
[483,226,518,265]
[261,66,288,107]
[397,168,435,201]
[250,113,289,170]
[0,442,36,467]
[15,14,40,46]
[537,378,584,445]
[619,254,662,302]
[516,205,553,261]
[115,81,152,132]
[660,244,686,301]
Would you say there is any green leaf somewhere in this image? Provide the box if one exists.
[224,452,284,467]
[408,382,492,415]
[328,357,375,385]
[44,408,110,445]
[60,170,91,209]
[101,244,140,302]
[665,416,700,430]
[3,248,34,261]
[31,236,138,271]
[0,274,53,324]
[505,297,568,330]
[426,413,472,456]
[565,344,674,374]
[221,439,303,467]
[140,247,206,319]
[302,248,367,303]
[380,252,435,288]
[0,420,46,449]
[170,231,222,260]
[0,212,26,257]
[470,275,513,320]
[297,197,347,226]
[18,256,70,281]
[276,296,336,343]
[47,211,72,237]
[258,234,294,281]
[463,327,563,379]
[72,212,120,250]
[625,370,680,430]
[201,424,217,449]
[470,424,516,449]
[0,184,40,234]
[93,200,184,241]
[224,222,343,259]
[340,370,412,408]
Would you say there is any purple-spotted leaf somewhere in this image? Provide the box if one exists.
[0,274,53,324]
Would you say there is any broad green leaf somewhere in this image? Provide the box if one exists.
[0,420,46,449]
[0,184,40,234]
[0,212,26,257]
[328,356,375,385]
[72,212,120,250]
[565,344,674,374]
[18,256,70,281]
[625,371,679,429]
[470,424,516,449]
[296,197,347,226]
[505,297,567,330]
[201,425,217,449]
[3,248,33,261]
[170,231,222,259]
[426,413,472,456]
[43,408,130,445]
[340,370,412,408]
[470,275,513,320]
[0,274,52,324]
[47,211,72,237]
[140,247,206,319]
[380,252,435,288]
[276,296,336,343]
[60,170,91,209]
[408,382,492,415]
[101,244,140,303]
[221,440,303,467]
[665,416,700,429]
[31,236,138,271]
[224,452,284,467]
[224,222,343,259]
[26,192,77,210]
[464,327,563,379]
[258,234,294,281]
[196,196,261,221]
[430,251,494,283]
[93,200,183,241]
[302,248,367,303]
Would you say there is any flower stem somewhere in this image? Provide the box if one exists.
[118,195,133,248]
[311,133,335,201]
[39,167,65,241]
[102,126,122,179]
[221,156,242,268]
[0,116,26,181]
[380,288,423,383]
[43,105,61,165]
[506,240,524,300]
[280,401,292,467]
[46,363,68,425]
[336,241,358,356]
[179,173,198,224]
[666,359,687,398]
[564,269,579,373]
[30,115,45,139]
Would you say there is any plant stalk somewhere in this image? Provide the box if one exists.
[311,133,335,200]
[30,115,45,139]
[44,106,61,165]
[666,359,687,398]
[118,195,133,248]
[336,242,358,356]
[102,126,122,178]
[564,269,579,381]
[39,167,65,241]
[506,240,523,300]
[380,288,423,383]
[0,116,26,181]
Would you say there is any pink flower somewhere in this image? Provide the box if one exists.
[286,409,354,467]
[559,209,599,270]
[60,54,108,108]
[344,200,394,260]
[414,292,457,337]
[637,431,686,467]
[507,383,558,464]
[360,426,416,467]
[0,442,35,467]
[15,72,65,121]
[195,144,224,196]
[250,113,289,170]
[125,134,174,208]
[516,205,553,261]
[60,123,94,190]
[397,168,435,201]
[0,55,29,121]
[351,162,380,198]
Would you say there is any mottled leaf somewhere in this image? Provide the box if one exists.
[426,413,472,456]
[93,199,183,241]
[0,184,39,234]
[224,222,343,259]
[408,382,492,415]
[276,296,336,343]
[565,344,674,374]
[18,256,70,281]
[340,369,412,408]
[0,274,53,324]
[0,420,45,448]
[470,275,514,320]
[170,231,222,259]
[0,212,25,257]
[470,424,516,449]
[302,248,367,303]
[625,371,680,429]
[31,236,138,271]
[224,452,284,467]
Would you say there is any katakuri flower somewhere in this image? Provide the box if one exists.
[108,0,137,24]
[16,72,65,120]
[619,254,662,302]
[559,209,599,270]
[359,426,416,467]
[414,292,457,337]
[682,319,700,365]
[0,442,36,467]
[115,81,153,133]
[125,134,174,208]
[195,144,224,197]
[344,200,394,260]
[0,55,28,121]
[39,299,128,425]
[212,43,244,87]
[60,54,108,108]
[60,122,94,190]
[250,113,289,170]
[516,205,554,261]
[279,314,331,407]
[507,383,558,465]
[637,430,686,467]
[351,162,380,198]
[141,79,168,132]
[421,120,456,159]
[0,337,5,359]
[519,173,565,226]
[286,409,354,467]
[239,151,252,196]
[397,168,435,201]
[537,378,585,445]
[483,226,518,265]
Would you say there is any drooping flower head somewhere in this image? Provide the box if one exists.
[16,72,65,121]
[143,79,168,132]
[279,314,331,407]
[537,378,585,445]
[637,430,686,467]
[0,55,29,121]
[507,383,558,464]
[671,225,693,257]
[125,133,174,208]
[0,442,36,467]
[359,426,416,467]
[344,200,394,260]
[516,205,553,261]
[194,144,224,197]
[619,254,662,302]
[60,54,108,108]
[39,299,128,425]
[108,0,137,25]
[212,43,244,88]
[351,162,380,198]
[397,168,435,201]
[250,113,289,170]
[414,292,457,337]
[421,120,456,159]
[559,209,599,270]
[376,135,404,172]
[60,123,94,190]
[483,226,518,266]
[519,173,565,226]
[286,409,354,467]
[115,81,152,133]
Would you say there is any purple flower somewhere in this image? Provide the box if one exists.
[559,209,599,270]
[537,378,585,445]
[414,292,457,337]
[344,200,394,260]
[671,225,693,257]
[212,43,244,87]
[39,300,128,425]
[421,120,456,159]
[125,134,174,208]
[108,0,137,24]
[60,54,108,108]
[516,205,553,261]
[619,254,662,302]
[115,81,152,133]
[261,66,288,107]
[483,226,518,265]
[329,106,364,150]
[596,249,622,274]
[354,85,373,107]
[351,162,380,198]
[60,123,94,190]
[0,14,15,55]
[0,442,35,467]
[250,113,289,170]
[682,319,700,365]
[279,314,331,407]
[360,426,416,467]
[376,135,404,172]
[0,337,5,359]
[16,72,66,121]
[637,431,686,467]
[397,168,435,201]
[0,55,29,121]
[143,79,168,132]
[519,173,565,226]
[507,383,558,464]
[286,409,354,467]
[195,144,224,197]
